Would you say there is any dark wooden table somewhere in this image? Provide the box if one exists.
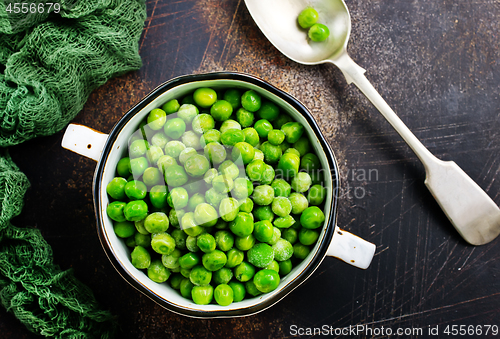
[3,0,500,337]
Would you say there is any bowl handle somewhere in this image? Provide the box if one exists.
[61,124,109,161]
[326,225,376,269]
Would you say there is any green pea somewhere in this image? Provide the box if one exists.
[129,156,149,177]
[292,136,310,156]
[300,206,325,229]
[146,146,164,165]
[282,228,298,244]
[192,113,215,134]
[171,229,188,249]
[164,164,188,187]
[308,184,326,205]
[293,243,311,259]
[234,234,256,251]
[151,132,170,149]
[147,108,167,131]
[213,268,233,285]
[144,212,170,233]
[202,250,227,271]
[241,90,261,112]
[213,284,234,306]
[277,152,300,179]
[273,215,296,229]
[130,246,151,269]
[232,141,255,164]
[142,167,161,187]
[274,114,293,129]
[278,259,292,276]
[260,164,275,185]
[129,139,148,158]
[203,168,218,186]
[266,260,280,273]
[299,228,320,246]
[181,94,195,105]
[179,278,195,298]
[231,178,253,200]
[189,265,212,286]
[135,232,151,248]
[194,88,217,108]
[257,101,280,121]
[162,248,182,269]
[215,230,235,252]
[106,177,128,200]
[191,285,214,305]
[200,129,221,146]
[291,172,312,192]
[169,208,184,228]
[170,273,183,289]
[247,243,274,268]
[254,119,273,138]
[242,127,260,147]
[147,259,170,283]
[162,99,180,114]
[253,220,274,243]
[300,153,321,171]
[308,23,330,42]
[209,99,233,121]
[182,130,202,149]
[197,233,216,253]
[236,107,254,127]
[221,129,245,147]
[212,175,234,193]
[184,154,210,177]
[116,157,131,177]
[113,221,135,238]
[124,200,148,221]
[260,141,282,164]
[245,281,262,297]
[253,148,264,161]
[297,6,318,28]
[204,142,227,165]
[252,185,274,206]
[281,122,304,144]
[253,205,275,222]
[181,267,192,278]
[234,261,256,282]
[225,248,244,268]
[150,232,175,255]
[271,179,291,197]
[245,159,265,182]
[271,197,292,217]
[162,118,185,140]
[164,140,186,158]
[289,192,309,214]
[238,197,254,213]
[267,129,285,145]
[156,155,177,174]
[185,235,200,252]
[191,203,218,228]
[228,281,246,302]
[253,269,280,293]
[177,147,196,165]
[219,160,240,180]
[134,219,149,235]
[272,238,294,261]
[177,104,199,124]
[229,212,254,237]
[215,219,228,229]
[124,180,147,200]
[220,119,241,134]
[178,252,201,269]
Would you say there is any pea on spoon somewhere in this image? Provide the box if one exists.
[244,0,500,245]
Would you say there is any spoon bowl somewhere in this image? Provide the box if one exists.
[246,0,350,64]
[245,0,500,245]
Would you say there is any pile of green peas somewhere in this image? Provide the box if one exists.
[105,86,328,306]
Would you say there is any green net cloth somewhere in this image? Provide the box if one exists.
[0,0,147,337]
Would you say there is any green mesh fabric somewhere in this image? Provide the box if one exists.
[0,0,147,337]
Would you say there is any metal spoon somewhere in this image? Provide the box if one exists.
[244,0,500,245]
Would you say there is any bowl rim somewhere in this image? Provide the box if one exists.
[93,71,340,318]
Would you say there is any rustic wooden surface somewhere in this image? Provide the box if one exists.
[3,0,500,337]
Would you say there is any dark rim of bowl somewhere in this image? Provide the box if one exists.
[93,71,340,318]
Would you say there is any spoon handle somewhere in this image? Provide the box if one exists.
[330,52,500,245]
